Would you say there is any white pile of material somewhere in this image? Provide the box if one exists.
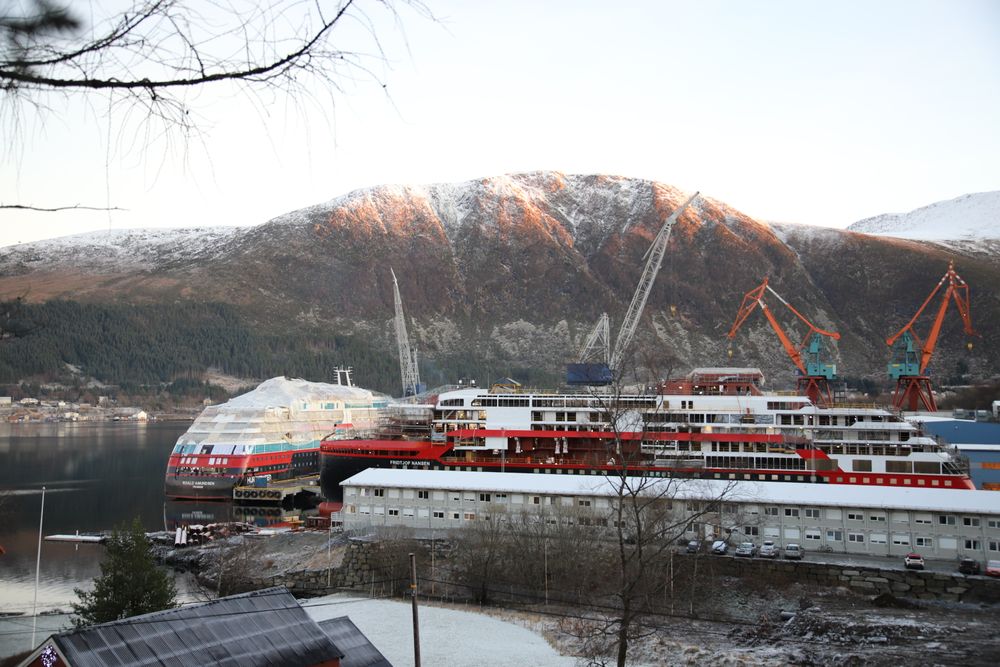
[176,377,384,451]
[223,377,375,408]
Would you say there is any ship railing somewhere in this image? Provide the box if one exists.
[827,402,885,410]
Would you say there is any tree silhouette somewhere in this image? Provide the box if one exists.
[71,518,177,627]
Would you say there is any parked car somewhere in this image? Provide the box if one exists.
[734,542,757,558]
[711,540,728,555]
[759,541,779,558]
[783,543,803,560]
[958,557,981,575]
[904,553,925,570]
[986,560,1000,577]
[686,540,701,554]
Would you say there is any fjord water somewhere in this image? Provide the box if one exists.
[0,422,188,657]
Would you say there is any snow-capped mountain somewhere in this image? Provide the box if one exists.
[847,191,1000,241]
[1,172,997,389]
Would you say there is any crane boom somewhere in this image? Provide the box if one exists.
[391,268,422,397]
[609,192,699,373]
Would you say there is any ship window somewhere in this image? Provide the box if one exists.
[852,459,872,472]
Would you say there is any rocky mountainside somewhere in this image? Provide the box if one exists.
[1,172,997,393]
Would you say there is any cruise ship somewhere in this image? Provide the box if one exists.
[319,368,974,501]
[165,372,387,500]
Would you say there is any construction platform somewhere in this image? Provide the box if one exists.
[232,475,322,504]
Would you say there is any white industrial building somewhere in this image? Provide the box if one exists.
[339,468,1000,562]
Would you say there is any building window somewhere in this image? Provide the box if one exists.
[848,512,863,521]
[765,507,779,517]
[964,539,981,550]
[870,534,887,545]
[452,512,460,520]
[417,490,429,499]
[784,508,800,518]
[963,517,981,528]
[827,530,843,541]
[914,514,932,525]
[804,508,820,519]
[464,512,476,521]
[805,530,821,541]
[915,537,933,548]
[938,515,956,526]
[373,489,385,497]
[532,496,540,505]
[578,499,592,507]
[869,514,886,522]
[388,509,399,516]
[480,493,491,502]
[433,511,444,519]
[891,535,910,546]
[848,533,865,543]
[989,541,999,552]
[744,526,760,536]
[988,519,1000,529]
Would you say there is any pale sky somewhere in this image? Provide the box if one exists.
[2,0,999,248]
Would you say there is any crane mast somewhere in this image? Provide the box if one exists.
[391,269,422,397]
[577,312,610,364]
[885,261,975,411]
[608,192,700,374]
[726,277,841,405]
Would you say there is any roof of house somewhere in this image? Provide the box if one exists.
[341,468,1000,515]
[41,587,343,667]
[316,617,392,667]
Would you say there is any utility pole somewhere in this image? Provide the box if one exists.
[31,486,46,650]
[409,552,421,667]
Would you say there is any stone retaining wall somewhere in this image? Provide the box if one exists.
[686,554,1000,603]
[239,539,1000,605]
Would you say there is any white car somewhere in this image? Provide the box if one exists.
[759,540,779,558]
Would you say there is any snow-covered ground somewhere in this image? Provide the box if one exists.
[304,594,576,667]
[847,191,1000,241]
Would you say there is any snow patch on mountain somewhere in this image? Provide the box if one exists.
[847,191,1000,241]
[0,226,243,272]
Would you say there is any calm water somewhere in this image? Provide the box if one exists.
[0,422,192,657]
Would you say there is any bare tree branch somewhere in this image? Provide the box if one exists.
[2,1,433,132]
[0,203,126,212]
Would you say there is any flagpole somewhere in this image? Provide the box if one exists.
[31,486,46,650]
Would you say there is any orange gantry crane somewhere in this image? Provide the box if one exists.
[885,261,976,412]
[727,278,841,406]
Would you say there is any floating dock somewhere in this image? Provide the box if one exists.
[45,533,104,544]
[232,475,321,504]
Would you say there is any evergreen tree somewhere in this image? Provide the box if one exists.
[71,518,177,627]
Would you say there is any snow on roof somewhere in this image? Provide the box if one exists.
[222,376,375,409]
[342,469,1000,515]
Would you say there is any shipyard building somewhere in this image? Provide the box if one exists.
[338,469,1000,562]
